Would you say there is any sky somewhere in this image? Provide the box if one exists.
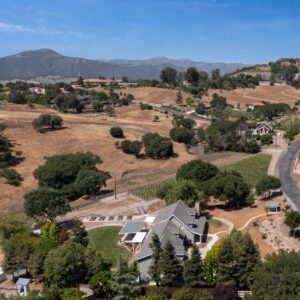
[0,0,300,64]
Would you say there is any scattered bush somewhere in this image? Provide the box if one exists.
[121,140,142,156]
[32,114,63,132]
[140,102,153,110]
[110,127,124,138]
[259,134,273,145]
[0,168,22,186]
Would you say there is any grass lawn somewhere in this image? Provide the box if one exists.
[88,226,131,267]
[221,154,272,187]
[207,219,223,228]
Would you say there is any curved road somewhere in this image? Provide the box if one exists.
[277,140,300,211]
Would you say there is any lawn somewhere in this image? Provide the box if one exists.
[207,219,223,228]
[88,226,131,267]
[221,154,272,187]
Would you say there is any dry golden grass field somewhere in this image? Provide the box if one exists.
[2,83,296,214]
[119,87,192,105]
[203,84,300,108]
[0,103,205,214]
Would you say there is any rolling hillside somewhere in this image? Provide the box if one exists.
[0,49,247,81]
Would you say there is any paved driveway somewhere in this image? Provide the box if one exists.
[277,140,300,211]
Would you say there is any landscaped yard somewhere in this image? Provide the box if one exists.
[207,218,223,228]
[88,226,131,267]
[222,154,272,187]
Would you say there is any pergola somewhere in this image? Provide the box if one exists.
[119,221,147,252]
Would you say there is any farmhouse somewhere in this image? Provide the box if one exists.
[253,121,273,135]
[28,87,45,94]
[120,200,207,281]
[257,65,271,71]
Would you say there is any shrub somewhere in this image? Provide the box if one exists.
[260,134,273,145]
[172,287,193,300]
[32,114,63,132]
[121,140,142,156]
[110,127,124,138]
[140,102,153,110]
[0,168,22,186]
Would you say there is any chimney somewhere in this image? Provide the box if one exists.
[195,202,200,216]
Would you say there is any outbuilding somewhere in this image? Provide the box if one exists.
[266,201,280,213]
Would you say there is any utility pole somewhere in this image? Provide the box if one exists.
[114,172,117,199]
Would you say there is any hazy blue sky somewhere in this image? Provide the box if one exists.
[0,0,300,63]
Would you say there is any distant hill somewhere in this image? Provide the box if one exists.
[0,49,248,81]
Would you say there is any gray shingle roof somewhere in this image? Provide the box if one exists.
[137,200,206,261]
[16,278,30,286]
[119,221,145,234]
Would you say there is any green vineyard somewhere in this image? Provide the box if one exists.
[222,154,272,187]
[130,178,175,200]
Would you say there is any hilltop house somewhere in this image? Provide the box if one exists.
[252,121,273,136]
[119,200,207,282]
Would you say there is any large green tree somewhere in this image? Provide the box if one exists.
[110,256,141,300]
[166,180,199,207]
[185,67,200,85]
[285,211,300,237]
[217,231,260,289]
[170,127,194,144]
[184,245,205,287]
[252,251,300,300]
[160,67,177,85]
[24,187,70,220]
[44,241,87,288]
[33,152,108,199]
[176,160,218,186]
[142,133,173,159]
[255,176,281,198]
[204,244,221,287]
[149,233,162,285]
[208,171,250,207]
[32,114,63,132]
[75,169,108,195]
[160,241,182,287]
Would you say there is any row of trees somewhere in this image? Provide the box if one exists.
[147,230,259,292]
[160,67,261,94]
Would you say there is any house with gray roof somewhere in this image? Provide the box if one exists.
[119,200,207,282]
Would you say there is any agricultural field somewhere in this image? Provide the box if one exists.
[222,154,272,187]
[88,226,131,267]
[130,178,175,200]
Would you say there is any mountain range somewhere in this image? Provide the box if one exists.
[0,49,248,81]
